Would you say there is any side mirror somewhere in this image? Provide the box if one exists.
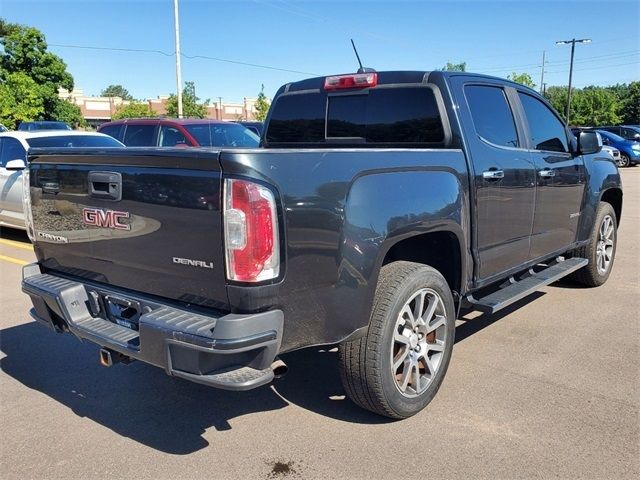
[5,159,26,171]
[577,131,602,155]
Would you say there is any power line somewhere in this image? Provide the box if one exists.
[49,43,174,56]
[48,42,319,76]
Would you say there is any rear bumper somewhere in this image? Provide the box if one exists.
[21,263,283,391]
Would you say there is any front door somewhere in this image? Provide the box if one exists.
[0,137,27,226]
[451,79,537,282]
[516,91,586,259]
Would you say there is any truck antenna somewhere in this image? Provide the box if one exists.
[350,39,375,73]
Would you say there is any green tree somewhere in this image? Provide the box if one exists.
[568,88,621,126]
[544,86,569,121]
[508,72,536,89]
[620,81,640,125]
[52,99,86,127]
[166,81,209,118]
[0,19,80,125]
[441,61,466,72]
[254,84,270,121]
[101,84,134,101]
[0,71,44,129]
[111,102,156,120]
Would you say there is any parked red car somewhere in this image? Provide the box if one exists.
[97,118,260,148]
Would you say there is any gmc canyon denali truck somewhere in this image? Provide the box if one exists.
[20,71,622,419]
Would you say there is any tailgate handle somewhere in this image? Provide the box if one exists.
[89,171,122,201]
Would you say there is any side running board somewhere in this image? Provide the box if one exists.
[466,257,588,314]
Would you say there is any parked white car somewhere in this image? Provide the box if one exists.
[0,130,123,230]
[601,145,623,167]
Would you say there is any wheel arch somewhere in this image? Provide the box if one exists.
[600,187,622,227]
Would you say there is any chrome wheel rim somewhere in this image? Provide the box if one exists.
[390,288,447,398]
[596,214,615,275]
[620,155,629,167]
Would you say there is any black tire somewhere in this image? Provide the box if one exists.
[570,202,617,287]
[338,261,455,419]
[619,153,630,168]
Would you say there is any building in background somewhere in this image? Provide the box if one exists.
[59,89,263,128]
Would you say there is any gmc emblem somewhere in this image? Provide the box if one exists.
[82,207,131,231]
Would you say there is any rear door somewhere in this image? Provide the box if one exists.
[28,149,229,310]
[451,78,536,282]
[516,91,586,259]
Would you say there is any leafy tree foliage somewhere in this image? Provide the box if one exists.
[101,84,134,100]
[0,72,44,129]
[254,84,270,121]
[52,99,86,127]
[620,81,639,125]
[111,102,156,120]
[508,72,536,89]
[0,19,81,127]
[166,81,208,118]
[442,61,466,72]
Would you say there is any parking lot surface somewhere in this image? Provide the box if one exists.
[1,169,638,480]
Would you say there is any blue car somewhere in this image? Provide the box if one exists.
[596,130,640,167]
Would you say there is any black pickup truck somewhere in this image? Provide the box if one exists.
[21,70,622,419]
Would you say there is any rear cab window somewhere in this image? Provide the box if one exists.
[265,74,449,148]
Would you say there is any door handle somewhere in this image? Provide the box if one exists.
[88,171,122,201]
[538,169,556,178]
[482,169,504,180]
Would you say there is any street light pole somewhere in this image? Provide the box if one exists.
[555,38,591,125]
[173,0,183,118]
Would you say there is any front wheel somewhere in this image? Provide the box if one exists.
[338,261,455,419]
[570,202,617,287]
[618,153,630,168]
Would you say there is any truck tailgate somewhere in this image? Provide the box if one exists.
[27,148,228,310]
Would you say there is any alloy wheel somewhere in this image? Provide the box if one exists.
[391,288,448,398]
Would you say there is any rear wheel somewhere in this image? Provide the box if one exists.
[338,261,455,419]
[570,202,617,287]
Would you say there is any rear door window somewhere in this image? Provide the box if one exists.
[464,85,519,148]
[99,124,122,141]
[123,124,157,146]
[267,86,446,146]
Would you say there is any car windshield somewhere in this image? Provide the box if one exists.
[29,122,72,131]
[26,135,123,148]
[598,131,625,142]
[183,123,260,147]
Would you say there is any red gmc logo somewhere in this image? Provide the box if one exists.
[82,208,131,231]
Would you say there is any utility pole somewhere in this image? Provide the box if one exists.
[218,96,223,120]
[173,0,183,118]
[555,38,591,125]
[539,50,546,95]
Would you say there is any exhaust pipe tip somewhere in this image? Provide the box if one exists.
[271,358,288,379]
[100,348,132,367]
[99,348,113,367]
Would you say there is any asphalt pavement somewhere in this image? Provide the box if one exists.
[1,169,638,479]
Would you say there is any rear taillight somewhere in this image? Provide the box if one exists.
[223,178,279,282]
[324,72,378,90]
[22,167,35,242]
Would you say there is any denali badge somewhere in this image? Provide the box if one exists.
[37,231,68,243]
[82,207,130,230]
[173,257,214,269]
